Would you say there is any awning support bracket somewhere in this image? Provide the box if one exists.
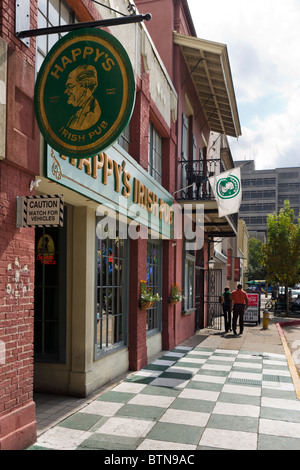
[181,57,204,88]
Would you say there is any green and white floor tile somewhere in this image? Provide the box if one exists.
[29,346,300,451]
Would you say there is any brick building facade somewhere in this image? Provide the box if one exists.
[0,0,241,449]
[0,0,39,451]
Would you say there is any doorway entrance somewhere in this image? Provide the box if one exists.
[34,224,66,364]
[204,268,222,330]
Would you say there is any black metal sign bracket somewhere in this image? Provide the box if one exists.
[16,13,152,40]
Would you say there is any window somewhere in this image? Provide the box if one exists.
[95,226,128,356]
[146,241,162,332]
[34,225,66,362]
[279,196,299,205]
[279,172,299,179]
[240,203,276,212]
[242,178,276,187]
[181,114,189,198]
[118,125,130,153]
[243,190,275,200]
[278,183,300,192]
[242,216,267,225]
[184,254,195,311]
[183,238,195,312]
[148,123,162,184]
[36,0,76,73]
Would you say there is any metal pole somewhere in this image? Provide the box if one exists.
[16,13,152,39]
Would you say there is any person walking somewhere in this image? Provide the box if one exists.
[221,287,232,333]
[230,283,249,335]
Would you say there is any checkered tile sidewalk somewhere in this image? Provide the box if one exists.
[29,346,300,450]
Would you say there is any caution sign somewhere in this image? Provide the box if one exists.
[17,195,64,227]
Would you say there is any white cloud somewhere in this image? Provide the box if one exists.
[188,0,300,169]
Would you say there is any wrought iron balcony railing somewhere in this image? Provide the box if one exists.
[178,157,224,201]
[177,157,238,230]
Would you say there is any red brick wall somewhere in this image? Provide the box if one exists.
[6,47,40,174]
[129,61,150,171]
[127,50,183,365]
[0,0,37,67]
[0,0,38,450]
[135,0,175,79]
[0,162,36,450]
[128,239,148,370]
[127,56,149,370]
[66,0,101,22]
[162,120,177,194]
[161,240,176,351]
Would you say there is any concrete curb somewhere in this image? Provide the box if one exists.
[276,320,300,400]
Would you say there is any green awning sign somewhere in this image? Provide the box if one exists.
[34,28,135,159]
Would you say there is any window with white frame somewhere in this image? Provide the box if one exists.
[181,114,189,198]
[183,238,195,312]
[118,124,130,153]
[148,123,162,184]
[36,0,76,73]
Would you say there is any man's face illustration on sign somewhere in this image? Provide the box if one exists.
[64,65,101,131]
[65,65,97,107]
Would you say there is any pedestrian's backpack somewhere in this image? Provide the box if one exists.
[224,292,230,306]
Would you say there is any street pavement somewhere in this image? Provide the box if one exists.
[28,298,300,451]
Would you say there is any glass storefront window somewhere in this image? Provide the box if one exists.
[95,225,128,356]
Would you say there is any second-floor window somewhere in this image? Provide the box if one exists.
[148,123,162,184]
[36,0,75,73]
[118,125,130,153]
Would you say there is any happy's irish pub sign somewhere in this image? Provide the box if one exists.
[34,28,135,159]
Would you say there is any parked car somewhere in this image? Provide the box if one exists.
[291,289,300,302]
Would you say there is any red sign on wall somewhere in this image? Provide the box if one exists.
[234,257,240,282]
[227,248,232,280]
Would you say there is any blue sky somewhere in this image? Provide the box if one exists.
[188,0,300,170]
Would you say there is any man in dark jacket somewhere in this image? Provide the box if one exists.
[221,287,232,333]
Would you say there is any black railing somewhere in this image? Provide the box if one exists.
[177,157,238,230]
[178,158,225,201]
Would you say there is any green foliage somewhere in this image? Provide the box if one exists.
[261,201,300,310]
[248,238,267,280]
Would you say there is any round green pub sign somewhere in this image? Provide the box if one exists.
[34,28,136,158]
[216,175,241,199]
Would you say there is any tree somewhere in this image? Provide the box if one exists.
[261,200,300,312]
[248,238,267,280]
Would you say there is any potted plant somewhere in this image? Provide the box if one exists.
[169,283,185,305]
[140,280,162,310]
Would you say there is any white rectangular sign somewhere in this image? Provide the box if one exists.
[244,293,260,323]
[17,195,64,227]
